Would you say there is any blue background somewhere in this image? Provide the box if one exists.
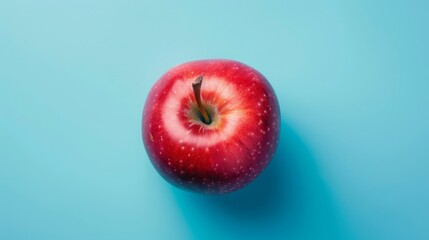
[1,0,428,239]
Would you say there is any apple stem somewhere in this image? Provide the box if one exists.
[192,75,212,124]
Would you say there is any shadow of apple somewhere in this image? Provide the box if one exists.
[171,120,342,239]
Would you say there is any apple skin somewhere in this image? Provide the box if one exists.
[142,59,280,194]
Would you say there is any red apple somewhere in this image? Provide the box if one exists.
[142,59,280,194]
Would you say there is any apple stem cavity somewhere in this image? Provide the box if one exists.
[192,75,212,125]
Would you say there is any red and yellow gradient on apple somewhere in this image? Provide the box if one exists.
[142,59,280,194]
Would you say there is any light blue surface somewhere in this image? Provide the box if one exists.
[1,0,428,239]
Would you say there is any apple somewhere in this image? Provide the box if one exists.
[142,59,280,194]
